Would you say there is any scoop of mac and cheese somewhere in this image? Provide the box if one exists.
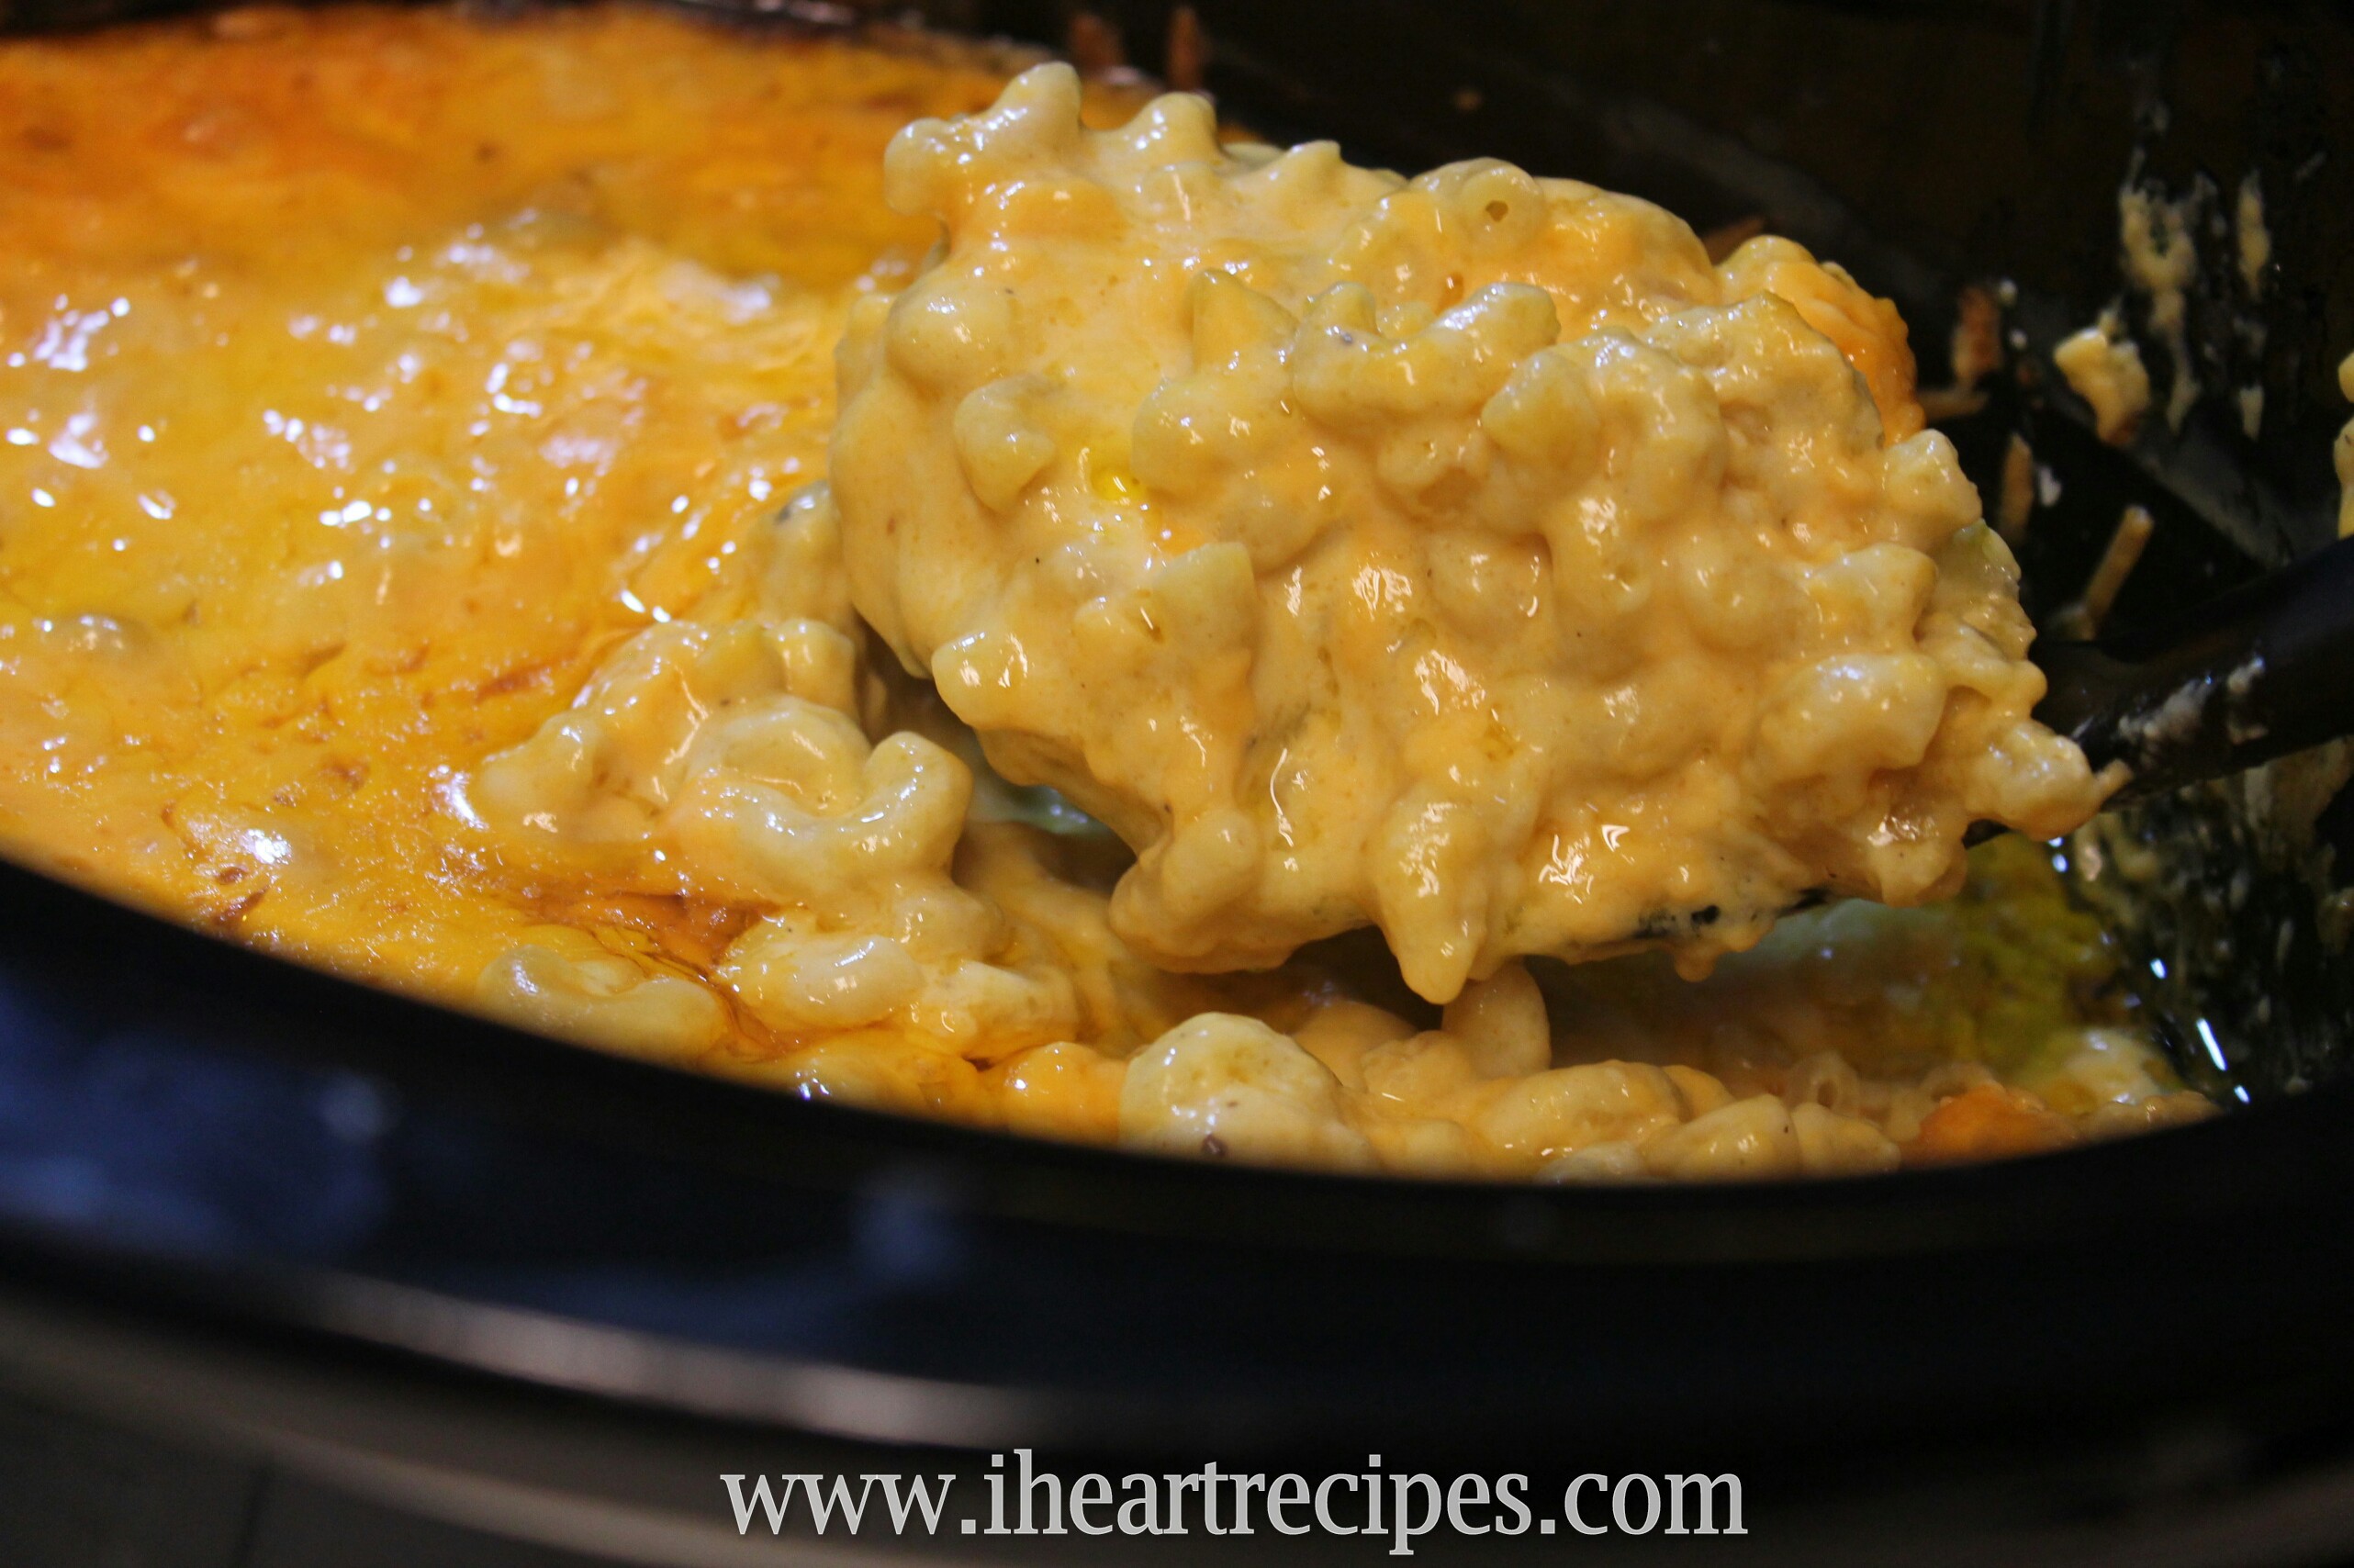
[834,66,2113,1002]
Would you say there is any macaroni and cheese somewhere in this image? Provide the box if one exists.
[0,6,2205,1180]
[834,65,2115,1002]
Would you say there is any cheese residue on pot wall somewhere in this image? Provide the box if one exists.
[2056,312,2155,445]
[2118,183,2203,433]
[2338,351,2354,539]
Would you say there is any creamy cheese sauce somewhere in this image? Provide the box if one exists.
[835,65,2114,1001]
[0,6,2207,1180]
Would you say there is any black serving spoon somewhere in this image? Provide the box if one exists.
[1703,532,2354,928]
[1574,535,2354,944]
[2030,531,2354,811]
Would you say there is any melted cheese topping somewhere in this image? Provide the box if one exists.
[0,3,1037,991]
[834,65,2113,1002]
[0,7,2203,1180]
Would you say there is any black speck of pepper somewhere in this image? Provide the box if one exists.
[1202,1134,1228,1158]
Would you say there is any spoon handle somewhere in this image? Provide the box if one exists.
[2033,532,2354,804]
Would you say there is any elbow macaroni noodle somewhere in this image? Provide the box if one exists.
[0,10,2206,1182]
[469,489,1084,1056]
